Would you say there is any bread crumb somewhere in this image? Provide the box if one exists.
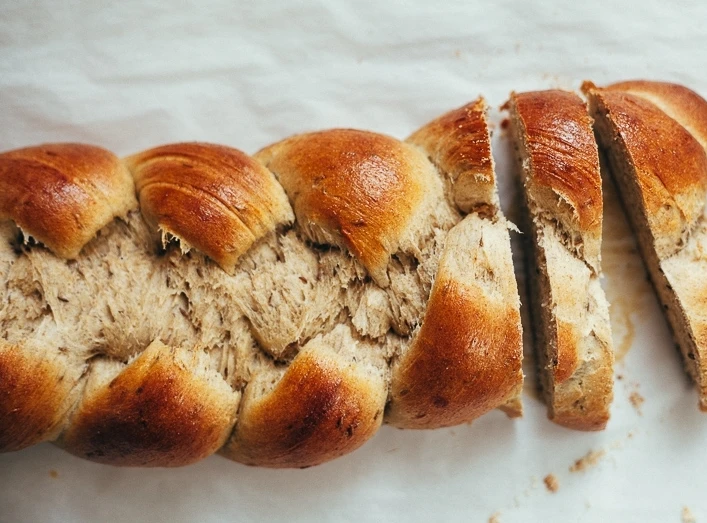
[610,438,625,450]
[629,391,645,414]
[488,511,501,523]
[500,118,510,130]
[49,469,58,478]
[682,506,696,523]
[570,449,606,472]
[543,474,559,493]
[617,374,624,380]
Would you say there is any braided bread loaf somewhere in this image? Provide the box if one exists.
[0,98,524,468]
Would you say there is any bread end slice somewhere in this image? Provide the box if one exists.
[583,80,707,410]
[507,90,614,430]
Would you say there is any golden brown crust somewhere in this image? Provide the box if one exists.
[387,277,523,429]
[0,143,137,258]
[0,342,85,452]
[125,143,293,273]
[406,97,497,214]
[511,90,603,258]
[582,83,707,259]
[604,81,707,149]
[61,341,239,467]
[223,346,386,468]
[255,129,433,286]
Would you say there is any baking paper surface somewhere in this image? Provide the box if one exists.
[1,1,706,521]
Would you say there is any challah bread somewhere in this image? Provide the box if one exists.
[583,80,707,410]
[0,98,524,467]
[506,90,614,430]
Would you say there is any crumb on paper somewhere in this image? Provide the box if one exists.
[543,474,559,493]
[628,430,635,439]
[570,449,606,472]
[617,374,624,380]
[682,506,696,523]
[49,469,58,478]
[489,511,501,523]
[500,118,510,130]
[630,391,645,414]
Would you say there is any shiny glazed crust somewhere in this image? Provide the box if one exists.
[223,345,386,468]
[60,341,239,466]
[255,129,434,287]
[0,100,523,468]
[407,98,498,215]
[510,90,603,268]
[0,144,136,258]
[126,143,293,274]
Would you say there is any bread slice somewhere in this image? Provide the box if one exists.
[506,90,614,430]
[398,98,524,424]
[583,80,707,410]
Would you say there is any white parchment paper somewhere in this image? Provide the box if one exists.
[1,1,706,521]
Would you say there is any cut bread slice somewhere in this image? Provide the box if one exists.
[583,80,707,410]
[506,90,614,430]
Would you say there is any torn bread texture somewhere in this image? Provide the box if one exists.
[0,102,523,468]
[584,80,707,410]
[508,90,614,430]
